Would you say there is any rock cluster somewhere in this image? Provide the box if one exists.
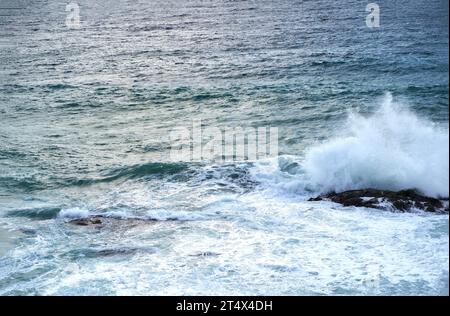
[309,189,449,213]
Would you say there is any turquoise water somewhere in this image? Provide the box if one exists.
[0,0,448,295]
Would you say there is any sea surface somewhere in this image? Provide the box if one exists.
[0,0,449,295]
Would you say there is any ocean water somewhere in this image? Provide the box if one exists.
[0,0,449,295]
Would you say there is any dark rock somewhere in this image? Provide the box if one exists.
[68,215,157,227]
[190,251,221,257]
[70,216,104,226]
[309,189,449,213]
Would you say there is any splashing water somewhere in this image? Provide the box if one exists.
[304,93,449,198]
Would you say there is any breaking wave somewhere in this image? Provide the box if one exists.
[254,93,449,198]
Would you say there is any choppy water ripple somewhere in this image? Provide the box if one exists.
[0,0,448,295]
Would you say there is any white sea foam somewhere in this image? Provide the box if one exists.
[58,207,90,219]
[6,191,448,296]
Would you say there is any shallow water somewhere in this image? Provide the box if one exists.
[0,0,448,295]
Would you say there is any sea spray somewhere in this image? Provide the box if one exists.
[58,207,90,219]
[304,93,449,198]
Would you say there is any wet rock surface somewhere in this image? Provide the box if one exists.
[68,215,157,227]
[69,216,104,226]
[309,189,449,213]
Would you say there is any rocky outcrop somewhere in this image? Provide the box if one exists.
[69,216,104,226]
[309,189,449,213]
[68,215,157,227]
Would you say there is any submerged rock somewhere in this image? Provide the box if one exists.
[309,189,449,213]
[63,246,158,259]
